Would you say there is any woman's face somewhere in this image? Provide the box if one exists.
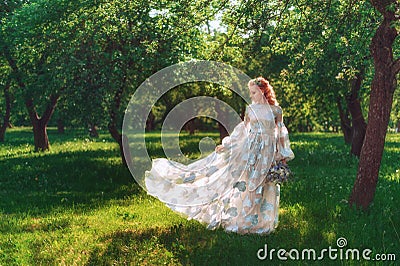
[248,84,265,104]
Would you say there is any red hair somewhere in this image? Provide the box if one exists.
[248,77,278,105]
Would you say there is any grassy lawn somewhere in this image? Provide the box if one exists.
[0,127,399,265]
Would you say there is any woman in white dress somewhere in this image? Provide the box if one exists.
[145,77,294,234]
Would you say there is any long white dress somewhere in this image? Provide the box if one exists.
[145,103,294,234]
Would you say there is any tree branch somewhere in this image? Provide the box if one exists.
[25,97,38,123]
[209,0,259,58]
[3,45,26,90]
[41,93,60,125]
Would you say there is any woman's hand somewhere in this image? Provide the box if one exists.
[215,145,224,153]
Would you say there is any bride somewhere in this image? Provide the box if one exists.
[145,77,294,234]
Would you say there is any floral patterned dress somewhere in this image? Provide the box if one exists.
[145,103,294,234]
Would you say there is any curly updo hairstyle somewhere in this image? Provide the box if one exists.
[248,77,278,106]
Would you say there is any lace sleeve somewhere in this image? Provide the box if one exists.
[275,106,294,161]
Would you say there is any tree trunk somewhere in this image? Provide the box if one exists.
[185,118,196,135]
[347,69,367,157]
[25,93,59,151]
[57,119,65,134]
[108,121,127,166]
[108,76,129,167]
[215,100,229,141]
[0,77,11,142]
[396,120,400,133]
[336,97,352,144]
[349,0,398,210]
[218,122,229,141]
[108,121,132,168]
[32,119,50,151]
[146,110,155,131]
[88,123,99,138]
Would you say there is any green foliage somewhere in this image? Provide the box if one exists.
[0,128,399,265]
[1,0,399,134]
[1,0,223,130]
[213,0,385,132]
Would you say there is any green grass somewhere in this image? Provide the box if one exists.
[0,127,399,265]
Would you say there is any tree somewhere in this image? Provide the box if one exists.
[2,0,87,151]
[349,0,399,210]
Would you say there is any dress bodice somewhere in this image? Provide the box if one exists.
[246,104,279,135]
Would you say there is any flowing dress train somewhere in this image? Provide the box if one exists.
[145,103,294,234]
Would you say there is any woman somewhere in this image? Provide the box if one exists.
[145,77,294,234]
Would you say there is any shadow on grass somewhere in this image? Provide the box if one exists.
[85,223,278,265]
[1,127,116,150]
[84,213,346,266]
[0,148,141,217]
